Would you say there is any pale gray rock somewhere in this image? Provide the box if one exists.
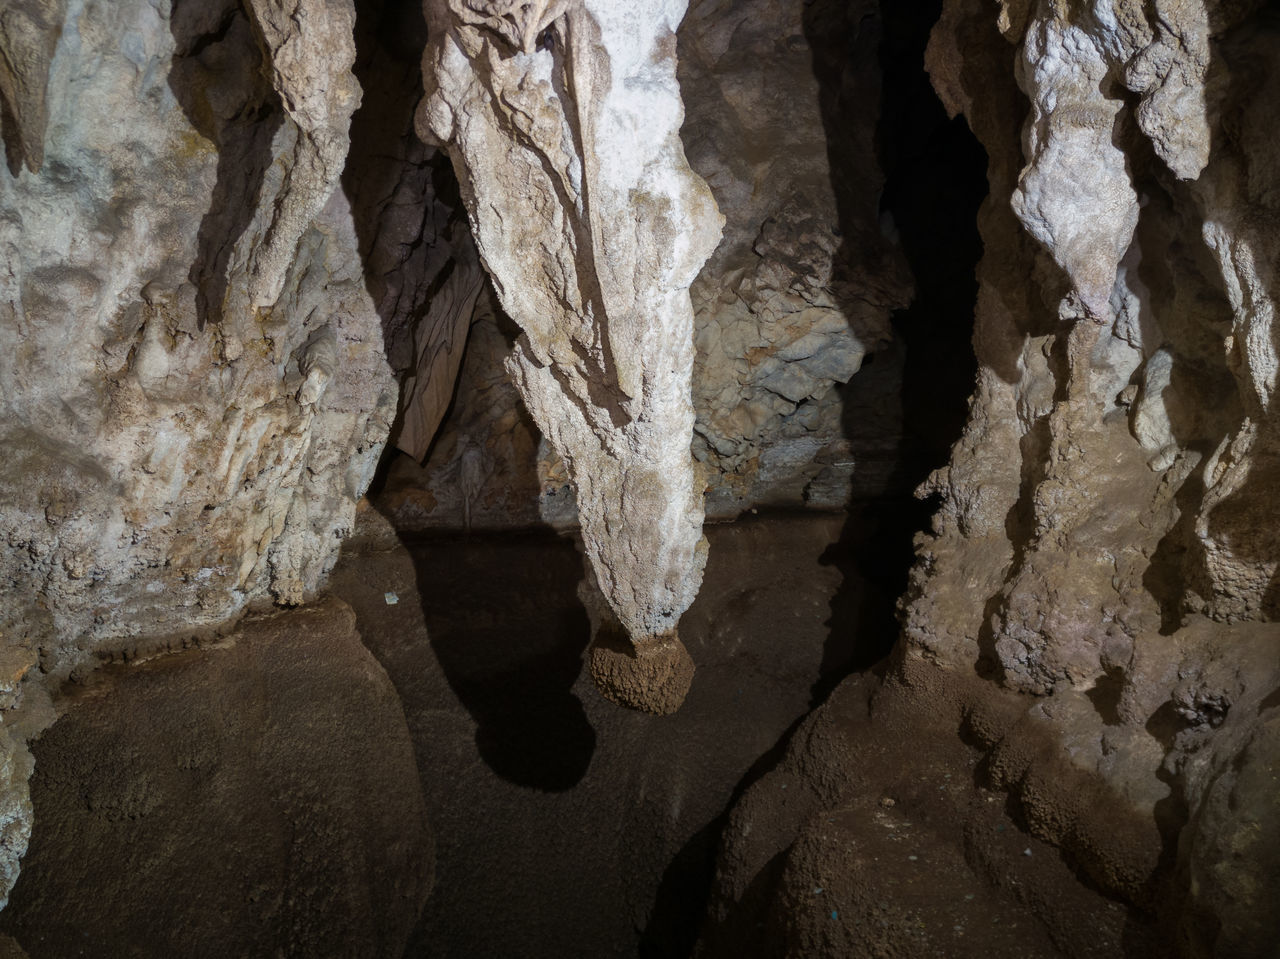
[681,0,911,514]
[240,0,361,312]
[0,0,397,905]
[0,0,394,660]
[1011,1,1139,323]
[418,0,723,709]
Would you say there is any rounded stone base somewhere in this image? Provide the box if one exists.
[587,626,695,715]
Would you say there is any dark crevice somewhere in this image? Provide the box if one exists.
[811,0,985,698]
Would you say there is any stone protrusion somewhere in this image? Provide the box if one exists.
[419,0,723,709]
[586,627,696,716]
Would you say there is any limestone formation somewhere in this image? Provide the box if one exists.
[909,0,1280,949]
[679,0,912,513]
[0,0,66,174]
[239,0,361,312]
[377,0,913,531]
[0,0,398,904]
[418,0,723,711]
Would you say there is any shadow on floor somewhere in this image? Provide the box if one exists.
[402,528,598,792]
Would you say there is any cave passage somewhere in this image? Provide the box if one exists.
[5,0,1280,952]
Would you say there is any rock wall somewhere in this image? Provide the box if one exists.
[375,0,913,531]
[706,1,1280,955]
[0,0,401,906]
[0,0,396,673]
[917,0,1279,690]
[904,0,1280,952]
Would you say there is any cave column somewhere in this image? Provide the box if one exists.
[417,0,723,713]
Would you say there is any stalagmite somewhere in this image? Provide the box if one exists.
[418,0,723,712]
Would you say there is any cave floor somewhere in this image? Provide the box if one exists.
[332,509,1141,959]
[328,511,859,959]
[0,510,1150,958]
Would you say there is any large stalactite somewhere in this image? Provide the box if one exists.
[417,0,724,713]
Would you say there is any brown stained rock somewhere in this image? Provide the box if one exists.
[907,2,1280,935]
[0,598,432,959]
[699,666,1170,958]
[587,626,696,716]
[1179,709,1280,958]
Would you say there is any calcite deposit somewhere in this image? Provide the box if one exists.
[417,0,723,711]
[0,598,433,959]
[0,0,1278,952]
[906,0,1278,950]
[0,0,397,905]
[376,0,912,532]
[705,1,1280,954]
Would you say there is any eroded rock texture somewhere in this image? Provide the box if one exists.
[1,0,396,669]
[680,0,911,514]
[898,0,1280,952]
[418,0,723,710]
[376,0,912,531]
[0,0,398,903]
[702,1,1280,955]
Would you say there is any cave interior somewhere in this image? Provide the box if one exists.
[0,0,1277,957]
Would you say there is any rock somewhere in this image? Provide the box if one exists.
[0,598,432,959]
[699,668,1166,958]
[0,0,396,670]
[418,0,723,705]
[375,0,913,532]
[587,627,696,717]
[912,0,1277,680]
[911,0,1280,950]
[1178,707,1280,958]
[0,0,66,174]
[682,0,911,513]
[0,0,411,907]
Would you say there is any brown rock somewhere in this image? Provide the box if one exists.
[587,627,697,716]
[0,598,432,959]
